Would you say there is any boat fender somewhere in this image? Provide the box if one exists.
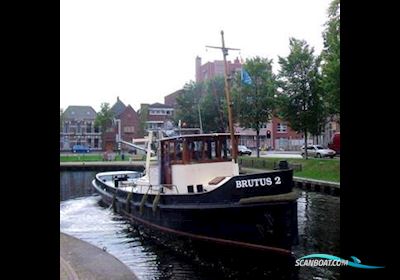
[139,192,149,215]
[152,192,161,212]
[111,188,120,212]
[126,191,133,213]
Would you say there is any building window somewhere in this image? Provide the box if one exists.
[277,123,287,133]
[94,138,99,148]
[149,109,173,115]
[124,126,135,133]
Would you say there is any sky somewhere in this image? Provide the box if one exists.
[60,0,332,112]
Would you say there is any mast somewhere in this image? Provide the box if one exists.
[206,30,240,162]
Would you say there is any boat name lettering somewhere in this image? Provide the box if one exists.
[235,176,282,188]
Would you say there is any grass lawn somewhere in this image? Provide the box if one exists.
[239,156,340,182]
[60,154,145,162]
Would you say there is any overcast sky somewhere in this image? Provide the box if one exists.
[60,0,332,112]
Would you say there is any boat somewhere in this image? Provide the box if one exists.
[92,31,298,261]
[92,131,299,259]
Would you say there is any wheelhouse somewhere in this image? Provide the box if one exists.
[159,133,240,190]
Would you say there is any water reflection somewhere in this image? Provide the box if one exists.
[294,191,340,279]
[60,171,340,279]
[60,171,97,201]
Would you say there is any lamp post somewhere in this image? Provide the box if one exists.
[114,118,121,153]
[197,103,203,134]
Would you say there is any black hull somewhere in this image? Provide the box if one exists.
[92,170,298,257]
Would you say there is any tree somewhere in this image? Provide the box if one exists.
[138,104,149,137]
[174,81,205,129]
[278,38,325,159]
[320,0,340,121]
[232,57,278,157]
[200,77,228,133]
[95,102,115,136]
[60,108,64,132]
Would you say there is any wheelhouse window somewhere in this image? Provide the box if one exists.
[161,134,235,166]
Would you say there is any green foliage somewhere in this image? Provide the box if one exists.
[60,108,64,132]
[138,104,149,136]
[95,102,115,132]
[278,38,327,157]
[174,78,228,133]
[232,57,278,157]
[174,81,204,128]
[200,77,228,132]
[320,0,340,120]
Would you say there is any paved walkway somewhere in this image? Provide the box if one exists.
[60,232,138,280]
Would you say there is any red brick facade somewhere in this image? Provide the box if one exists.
[103,104,142,151]
[164,89,184,108]
[195,56,242,83]
[271,116,304,150]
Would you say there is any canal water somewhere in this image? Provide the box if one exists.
[60,171,340,280]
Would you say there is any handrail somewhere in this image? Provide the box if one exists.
[122,182,180,194]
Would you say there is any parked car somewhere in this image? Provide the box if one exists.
[238,145,252,156]
[301,145,336,158]
[72,144,90,153]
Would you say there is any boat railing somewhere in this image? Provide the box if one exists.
[121,181,179,194]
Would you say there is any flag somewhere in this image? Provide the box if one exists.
[241,69,252,85]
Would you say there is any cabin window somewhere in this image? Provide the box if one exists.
[187,185,194,193]
[175,142,183,161]
[191,141,203,162]
[222,138,228,159]
[160,135,237,167]
[206,140,212,160]
[196,184,203,192]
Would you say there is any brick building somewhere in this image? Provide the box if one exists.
[164,89,184,108]
[235,123,273,150]
[195,56,242,83]
[103,97,142,151]
[271,116,307,151]
[139,102,175,133]
[60,106,102,151]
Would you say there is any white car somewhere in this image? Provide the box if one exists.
[301,145,336,158]
[238,145,252,156]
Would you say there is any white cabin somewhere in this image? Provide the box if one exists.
[158,133,239,194]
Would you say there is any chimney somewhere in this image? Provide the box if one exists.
[195,56,202,83]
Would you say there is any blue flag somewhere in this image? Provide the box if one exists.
[241,69,252,85]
